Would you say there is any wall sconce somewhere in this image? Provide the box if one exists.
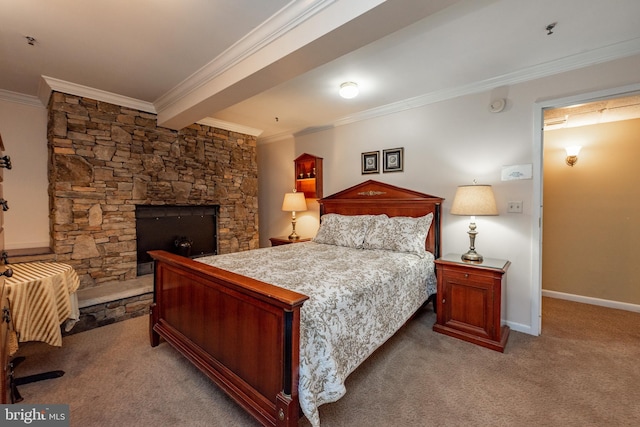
[339,82,359,99]
[281,190,307,240]
[565,146,581,167]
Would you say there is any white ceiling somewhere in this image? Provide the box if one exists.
[2,0,640,141]
[544,95,640,130]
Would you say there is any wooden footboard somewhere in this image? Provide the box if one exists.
[148,250,308,427]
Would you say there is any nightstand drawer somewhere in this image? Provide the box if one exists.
[439,267,495,286]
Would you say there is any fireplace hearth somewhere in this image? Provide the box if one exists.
[135,205,219,275]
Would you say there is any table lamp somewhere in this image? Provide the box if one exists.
[450,184,498,262]
[281,190,307,240]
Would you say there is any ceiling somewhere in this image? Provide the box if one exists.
[2,0,640,142]
[543,95,640,130]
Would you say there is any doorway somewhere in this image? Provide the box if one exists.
[532,83,640,334]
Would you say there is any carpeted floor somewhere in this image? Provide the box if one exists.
[12,297,640,426]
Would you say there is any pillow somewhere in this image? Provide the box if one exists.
[313,214,382,248]
[362,213,433,257]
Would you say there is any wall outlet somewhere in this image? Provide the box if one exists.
[507,201,523,213]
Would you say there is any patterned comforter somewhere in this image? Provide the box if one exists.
[196,241,436,426]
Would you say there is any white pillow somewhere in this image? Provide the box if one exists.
[313,214,382,249]
[362,213,433,257]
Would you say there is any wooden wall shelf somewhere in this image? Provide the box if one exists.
[294,153,323,199]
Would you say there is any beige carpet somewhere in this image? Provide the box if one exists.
[12,297,640,426]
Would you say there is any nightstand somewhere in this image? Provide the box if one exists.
[269,236,312,246]
[433,253,510,352]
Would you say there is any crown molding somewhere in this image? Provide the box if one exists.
[20,34,640,145]
[330,37,640,129]
[256,37,640,143]
[196,118,263,137]
[153,0,338,112]
[0,89,43,108]
[37,76,262,136]
[257,132,295,145]
[256,125,334,145]
[39,76,156,113]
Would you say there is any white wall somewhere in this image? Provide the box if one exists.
[257,54,640,335]
[0,97,49,249]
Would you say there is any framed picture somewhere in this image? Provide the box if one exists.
[361,151,380,174]
[383,148,404,173]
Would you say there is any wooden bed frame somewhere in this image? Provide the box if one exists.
[149,180,443,426]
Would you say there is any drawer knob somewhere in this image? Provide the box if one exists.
[442,298,446,304]
[464,273,469,278]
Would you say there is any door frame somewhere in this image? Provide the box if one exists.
[531,82,640,335]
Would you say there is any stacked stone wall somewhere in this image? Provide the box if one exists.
[47,92,259,289]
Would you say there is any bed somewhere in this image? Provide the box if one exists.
[149,180,443,426]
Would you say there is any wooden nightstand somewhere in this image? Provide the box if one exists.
[433,253,510,352]
[269,236,312,246]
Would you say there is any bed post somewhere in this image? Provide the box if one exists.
[149,259,161,347]
[276,309,302,426]
[434,203,441,259]
[283,311,294,395]
[276,393,296,426]
[149,303,160,347]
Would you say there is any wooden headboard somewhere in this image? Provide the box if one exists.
[318,180,444,258]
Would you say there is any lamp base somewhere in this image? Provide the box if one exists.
[462,223,483,263]
[461,250,483,263]
[288,216,299,240]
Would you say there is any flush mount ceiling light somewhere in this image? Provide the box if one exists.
[339,82,359,99]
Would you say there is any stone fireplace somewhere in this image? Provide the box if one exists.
[47,92,259,291]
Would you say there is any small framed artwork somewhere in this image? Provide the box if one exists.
[383,148,404,173]
[361,151,380,174]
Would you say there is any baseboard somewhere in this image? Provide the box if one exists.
[542,290,640,313]
[505,320,533,335]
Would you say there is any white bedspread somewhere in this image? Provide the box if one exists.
[196,242,436,426]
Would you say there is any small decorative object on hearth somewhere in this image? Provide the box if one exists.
[450,182,498,262]
[174,236,193,257]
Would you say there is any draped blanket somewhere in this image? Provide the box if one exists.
[6,262,80,348]
[197,242,435,426]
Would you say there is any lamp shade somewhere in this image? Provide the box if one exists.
[450,185,498,216]
[565,146,581,156]
[281,192,307,212]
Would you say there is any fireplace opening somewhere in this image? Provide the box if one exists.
[135,205,219,275]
